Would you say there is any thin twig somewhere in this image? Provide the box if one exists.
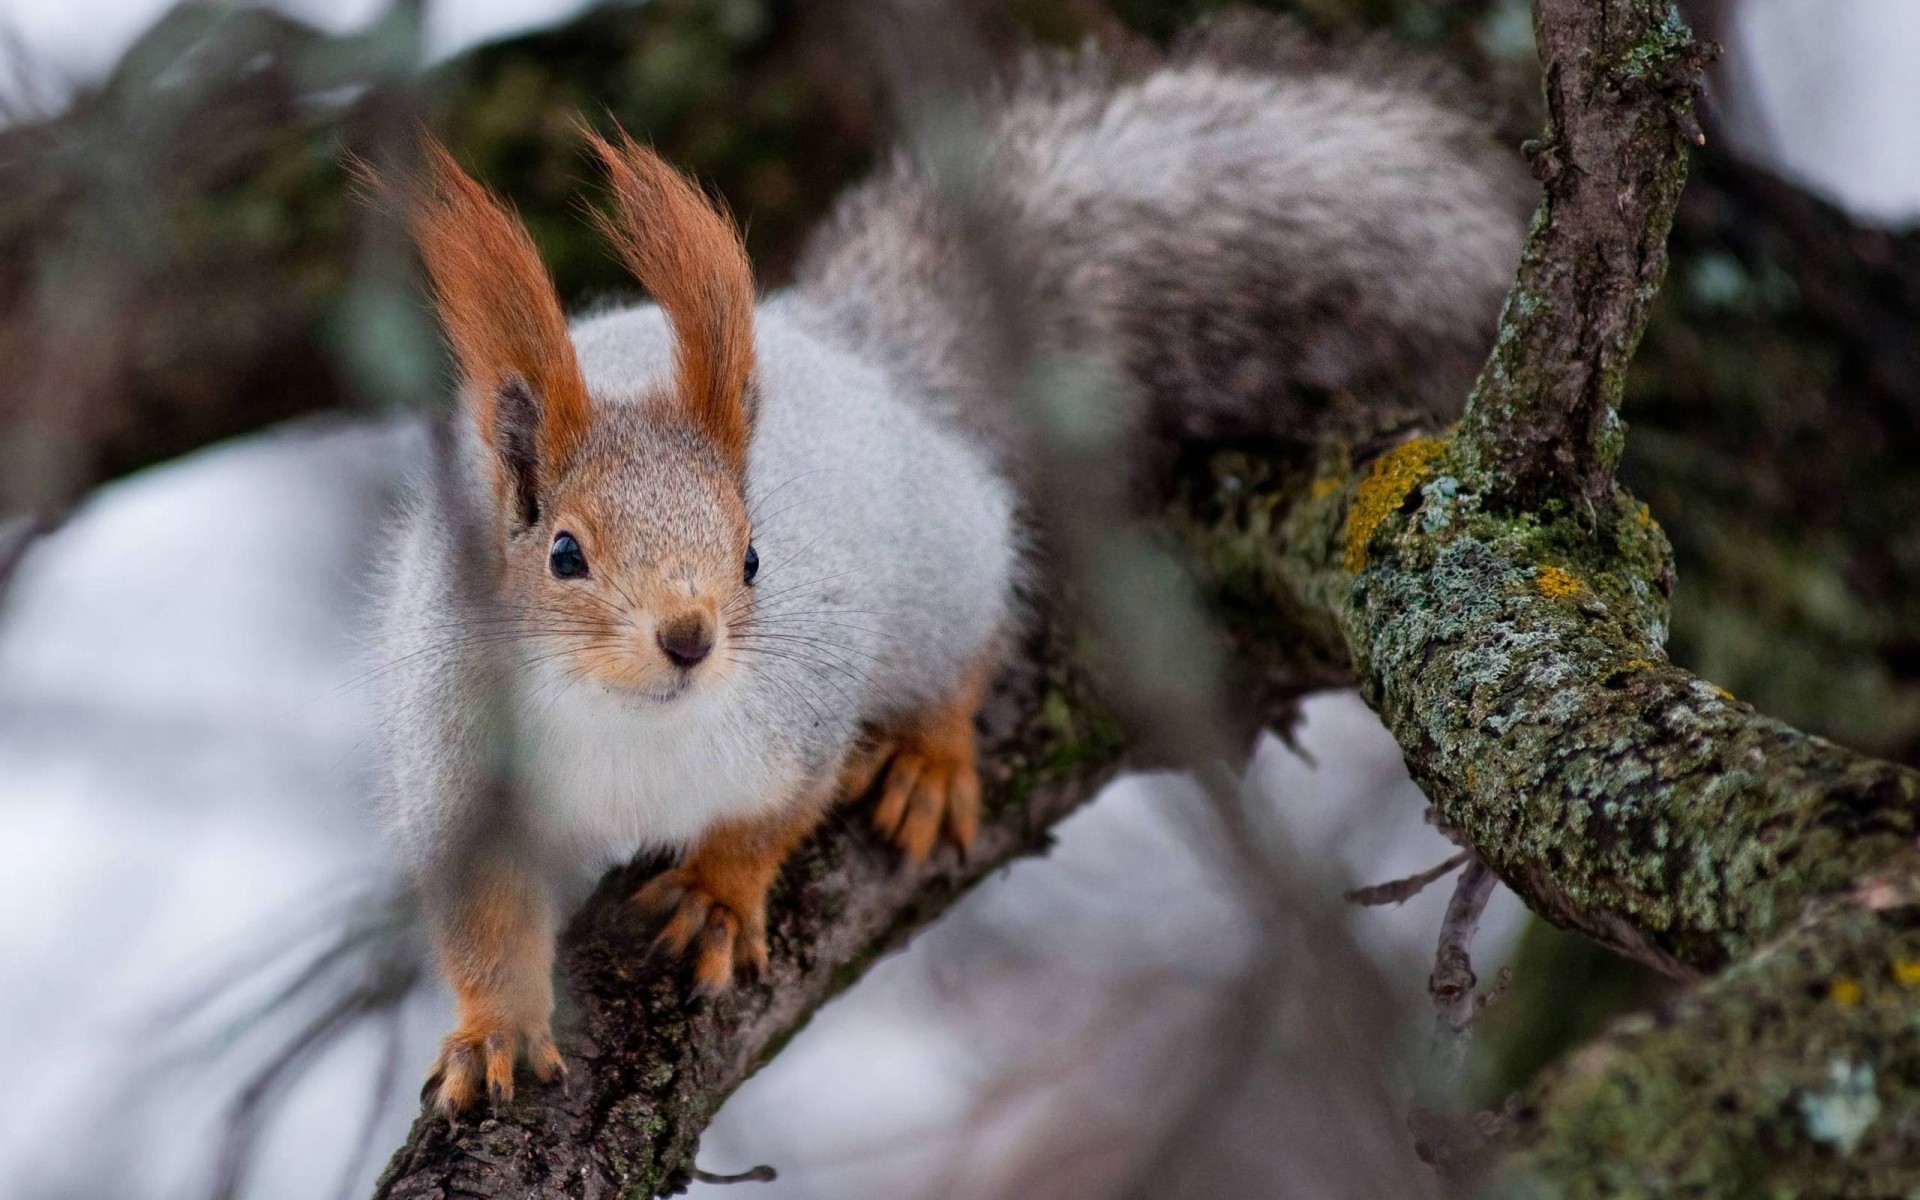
[1345,851,1469,907]
[1430,858,1498,1046]
[692,1166,778,1185]
[1408,857,1501,1181]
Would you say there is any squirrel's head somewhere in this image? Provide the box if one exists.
[389,128,759,703]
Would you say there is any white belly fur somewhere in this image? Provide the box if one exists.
[510,666,798,871]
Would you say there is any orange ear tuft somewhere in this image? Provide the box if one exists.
[585,127,756,471]
[366,135,592,528]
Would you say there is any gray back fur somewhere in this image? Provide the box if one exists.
[794,12,1531,461]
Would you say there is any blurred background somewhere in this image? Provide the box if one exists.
[3,0,1919,1197]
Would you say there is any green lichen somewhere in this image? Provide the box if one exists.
[1253,417,1920,973]
[1499,902,1920,1198]
[1798,1059,1881,1155]
[1621,1,1693,76]
[1420,474,1463,532]
[604,1095,667,1195]
[1012,663,1125,797]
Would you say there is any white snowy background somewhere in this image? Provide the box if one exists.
[2,1,1917,1197]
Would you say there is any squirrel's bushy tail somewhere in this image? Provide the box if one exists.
[794,12,1531,460]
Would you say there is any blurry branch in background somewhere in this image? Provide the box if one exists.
[130,883,428,1200]
[0,0,432,611]
[1344,847,1468,907]
[202,895,423,1200]
[0,0,429,504]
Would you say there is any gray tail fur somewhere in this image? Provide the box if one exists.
[792,11,1532,464]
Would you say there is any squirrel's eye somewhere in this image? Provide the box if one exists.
[549,532,589,580]
[743,543,759,586]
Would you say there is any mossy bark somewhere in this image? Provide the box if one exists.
[1459,0,1701,515]
[1236,442,1920,977]
[1496,879,1920,1197]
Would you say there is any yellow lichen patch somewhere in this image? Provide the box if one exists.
[1710,684,1735,703]
[1636,502,1655,528]
[1535,565,1583,599]
[1309,475,1344,501]
[1830,977,1864,1007]
[1891,961,1920,987]
[1342,438,1445,573]
[1621,658,1655,673]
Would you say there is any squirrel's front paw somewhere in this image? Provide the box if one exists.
[426,1020,564,1116]
[634,866,770,995]
[848,732,982,864]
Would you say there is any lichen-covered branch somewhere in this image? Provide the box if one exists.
[1460,0,1704,514]
[1496,872,1920,1197]
[1318,447,1919,975]
[1173,0,1920,1187]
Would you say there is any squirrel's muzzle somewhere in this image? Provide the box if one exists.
[656,613,715,669]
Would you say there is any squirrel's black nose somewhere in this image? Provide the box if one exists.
[657,615,714,669]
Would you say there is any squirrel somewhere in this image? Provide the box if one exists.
[373,12,1528,1115]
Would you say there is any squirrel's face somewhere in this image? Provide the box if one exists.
[387,124,766,705]
[505,416,756,703]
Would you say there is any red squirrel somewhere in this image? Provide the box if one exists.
[373,13,1526,1114]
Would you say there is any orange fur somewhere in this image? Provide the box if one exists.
[635,647,998,996]
[845,653,994,863]
[633,796,831,994]
[428,857,564,1114]
[379,135,593,519]
[585,126,756,471]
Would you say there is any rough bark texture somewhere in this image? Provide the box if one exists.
[1213,441,1920,978]
[1494,873,1920,1198]
[1460,0,1701,515]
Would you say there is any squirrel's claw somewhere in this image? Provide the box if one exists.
[864,742,981,865]
[642,877,712,960]
[634,866,770,995]
[427,1023,564,1117]
[853,662,987,865]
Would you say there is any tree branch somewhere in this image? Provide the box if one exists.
[1460,0,1704,515]
[1498,869,1920,1193]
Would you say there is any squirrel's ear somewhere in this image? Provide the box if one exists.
[366,135,592,530]
[586,126,756,473]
